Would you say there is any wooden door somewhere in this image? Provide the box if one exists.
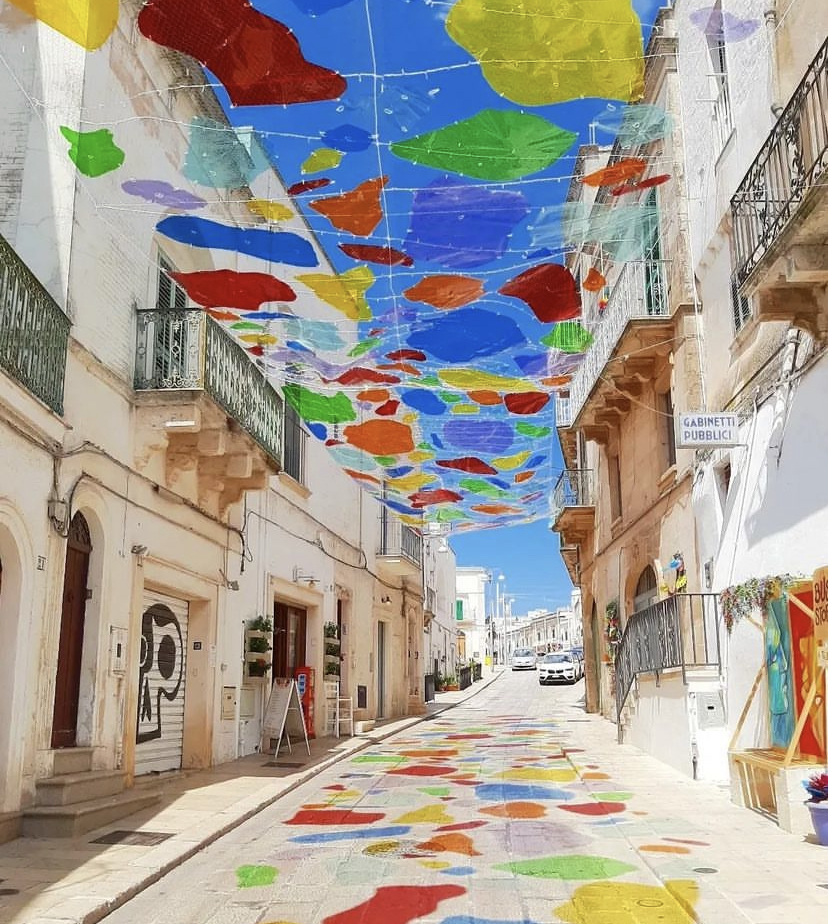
[273,602,307,679]
[51,514,91,749]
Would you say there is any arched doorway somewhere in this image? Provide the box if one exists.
[51,512,92,748]
[633,565,659,615]
[590,601,602,712]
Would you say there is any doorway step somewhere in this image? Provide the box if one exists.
[21,749,160,838]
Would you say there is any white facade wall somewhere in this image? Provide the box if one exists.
[424,542,460,680]
[455,567,492,669]
[0,4,427,836]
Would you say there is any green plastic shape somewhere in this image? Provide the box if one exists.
[516,423,551,438]
[283,384,356,424]
[391,109,576,181]
[60,127,124,177]
[541,322,593,353]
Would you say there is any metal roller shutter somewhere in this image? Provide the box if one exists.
[135,591,189,775]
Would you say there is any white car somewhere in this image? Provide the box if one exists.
[510,648,537,670]
[538,651,581,684]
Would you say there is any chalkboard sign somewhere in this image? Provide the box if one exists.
[262,678,309,758]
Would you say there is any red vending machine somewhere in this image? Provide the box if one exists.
[294,666,315,738]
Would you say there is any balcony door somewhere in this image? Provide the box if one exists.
[51,513,92,749]
[642,190,664,315]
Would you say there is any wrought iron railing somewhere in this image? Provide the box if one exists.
[615,593,722,724]
[459,666,472,690]
[731,37,828,286]
[549,468,593,526]
[134,309,284,465]
[424,673,436,703]
[377,509,423,567]
[0,233,70,414]
[555,393,572,428]
[568,260,668,422]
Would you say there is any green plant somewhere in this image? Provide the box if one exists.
[323,621,339,639]
[248,658,271,677]
[720,574,801,633]
[442,674,457,687]
[605,600,621,657]
[324,660,340,676]
[325,641,340,657]
[249,615,273,633]
[248,635,271,654]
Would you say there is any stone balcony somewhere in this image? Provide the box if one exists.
[561,260,675,446]
[376,510,423,578]
[133,309,283,518]
[549,468,594,583]
[0,232,70,416]
[731,37,828,340]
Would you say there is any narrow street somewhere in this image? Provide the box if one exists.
[99,673,828,924]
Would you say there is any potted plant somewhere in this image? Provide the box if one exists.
[324,660,340,677]
[803,770,828,845]
[249,615,273,633]
[442,674,458,691]
[324,621,339,639]
[248,634,271,654]
[248,658,271,678]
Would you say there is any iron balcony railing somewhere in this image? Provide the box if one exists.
[549,468,593,526]
[567,259,668,423]
[731,36,828,287]
[615,593,722,724]
[377,509,423,568]
[0,233,70,414]
[134,309,284,465]
[459,666,472,690]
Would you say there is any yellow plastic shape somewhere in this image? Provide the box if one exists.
[387,472,437,494]
[491,450,532,471]
[451,404,480,415]
[297,266,375,321]
[301,148,343,174]
[9,0,119,50]
[439,368,538,393]
[445,0,644,106]
[248,199,293,222]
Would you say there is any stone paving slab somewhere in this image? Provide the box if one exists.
[2,671,828,923]
[0,681,494,924]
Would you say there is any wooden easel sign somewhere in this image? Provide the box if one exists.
[262,679,310,758]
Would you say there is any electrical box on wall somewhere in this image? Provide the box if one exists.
[693,691,726,730]
[109,626,127,674]
[221,686,237,720]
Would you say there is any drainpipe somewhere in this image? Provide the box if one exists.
[765,2,784,115]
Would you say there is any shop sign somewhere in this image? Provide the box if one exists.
[676,412,740,448]
[813,566,828,644]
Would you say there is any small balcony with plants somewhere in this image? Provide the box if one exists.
[133,308,285,518]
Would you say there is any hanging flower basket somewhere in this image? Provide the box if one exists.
[720,574,801,633]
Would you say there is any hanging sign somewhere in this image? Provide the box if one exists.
[813,566,828,644]
[676,412,741,448]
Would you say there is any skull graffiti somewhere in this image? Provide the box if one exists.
[137,603,184,743]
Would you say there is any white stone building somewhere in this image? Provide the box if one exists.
[551,0,828,835]
[0,3,441,843]
[454,566,494,670]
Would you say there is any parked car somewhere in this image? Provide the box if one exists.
[538,651,581,684]
[510,648,537,670]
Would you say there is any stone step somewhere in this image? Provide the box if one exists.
[52,747,94,776]
[0,810,21,845]
[22,789,160,839]
[36,769,126,807]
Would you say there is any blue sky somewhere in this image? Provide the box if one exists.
[224,0,663,610]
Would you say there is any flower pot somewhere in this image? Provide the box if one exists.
[806,800,828,845]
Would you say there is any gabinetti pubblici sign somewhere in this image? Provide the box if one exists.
[676,413,741,449]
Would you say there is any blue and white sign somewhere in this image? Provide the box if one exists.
[677,413,741,448]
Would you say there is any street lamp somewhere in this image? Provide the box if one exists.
[496,574,505,666]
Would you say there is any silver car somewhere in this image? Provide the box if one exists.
[510,648,537,670]
[538,652,581,684]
